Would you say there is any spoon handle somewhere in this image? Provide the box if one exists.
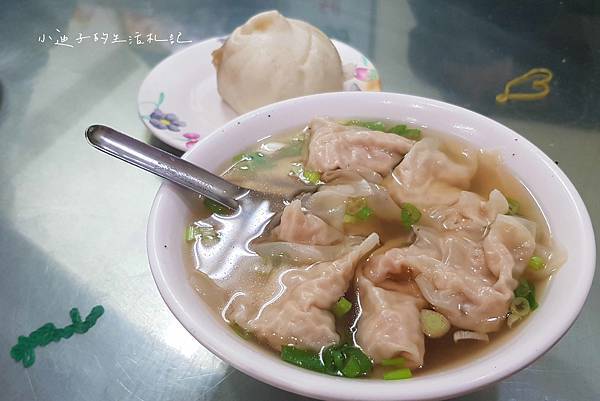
[85,125,246,209]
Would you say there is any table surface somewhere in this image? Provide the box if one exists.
[1,1,599,400]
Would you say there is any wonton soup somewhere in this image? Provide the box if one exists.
[185,117,564,379]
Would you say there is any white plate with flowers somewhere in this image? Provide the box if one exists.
[137,36,381,151]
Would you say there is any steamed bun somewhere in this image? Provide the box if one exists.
[212,10,344,114]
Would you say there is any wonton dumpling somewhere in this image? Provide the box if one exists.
[271,199,344,245]
[356,265,426,368]
[484,214,537,289]
[305,169,405,231]
[365,217,536,332]
[212,11,344,114]
[307,117,415,174]
[385,137,477,208]
[228,233,379,351]
[425,189,509,240]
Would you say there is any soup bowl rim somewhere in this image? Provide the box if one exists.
[147,91,595,401]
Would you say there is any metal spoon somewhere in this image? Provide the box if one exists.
[85,124,250,210]
[85,125,316,280]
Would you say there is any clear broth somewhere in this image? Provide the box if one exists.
[185,124,557,378]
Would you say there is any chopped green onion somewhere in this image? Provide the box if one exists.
[289,163,303,176]
[185,224,220,245]
[281,346,326,373]
[303,170,321,185]
[344,206,373,223]
[507,198,520,215]
[510,297,531,317]
[232,151,271,170]
[232,153,252,163]
[401,203,421,228]
[355,206,373,220]
[508,289,534,328]
[280,344,374,378]
[289,163,321,185]
[343,120,422,139]
[343,214,358,224]
[230,323,254,340]
[277,138,305,157]
[507,313,521,328]
[203,197,233,215]
[340,355,361,378]
[420,309,451,338]
[381,357,405,367]
[319,345,373,378]
[332,297,352,318]
[185,225,198,242]
[332,349,345,371]
[514,279,538,311]
[528,291,539,310]
[514,279,531,298]
[389,125,421,140]
[344,120,386,132]
[383,368,412,380]
[346,197,368,214]
[344,197,374,223]
[528,256,546,271]
[342,346,373,375]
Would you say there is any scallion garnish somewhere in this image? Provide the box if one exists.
[277,137,305,157]
[383,367,412,380]
[230,322,254,340]
[507,296,532,328]
[281,345,326,373]
[510,297,531,317]
[420,309,451,338]
[507,313,521,328]
[203,197,233,215]
[355,206,374,220]
[388,124,421,140]
[528,256,546,271]
[231,151,271,170]
[341,346,373,375]
[185,224,220,245]
[401,203,421,228]
[344,207,373,223]
[282,344,373,378]
[344,197,374,223]
[332,297,352,318]
[331,349,346,371]
[507,198,520,215]
[344,120,421,139]
[344,120,386,132]
[289,163,321,185]
[303,170,321,185]
[381,357,405,367]
[185,225,199,242]
[514,279,538,310]
[340,355,362,378]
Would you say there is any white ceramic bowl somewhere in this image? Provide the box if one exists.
[147,92,595,401]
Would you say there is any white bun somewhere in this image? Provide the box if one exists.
[212,10,344,114]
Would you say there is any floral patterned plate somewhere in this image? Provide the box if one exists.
[138,36,381,151]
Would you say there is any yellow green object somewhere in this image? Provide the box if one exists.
[332,297,352,318]
[383,367,413,380]
[496,68,553,103]
[401,203,421,228]
[528,256,546,271]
